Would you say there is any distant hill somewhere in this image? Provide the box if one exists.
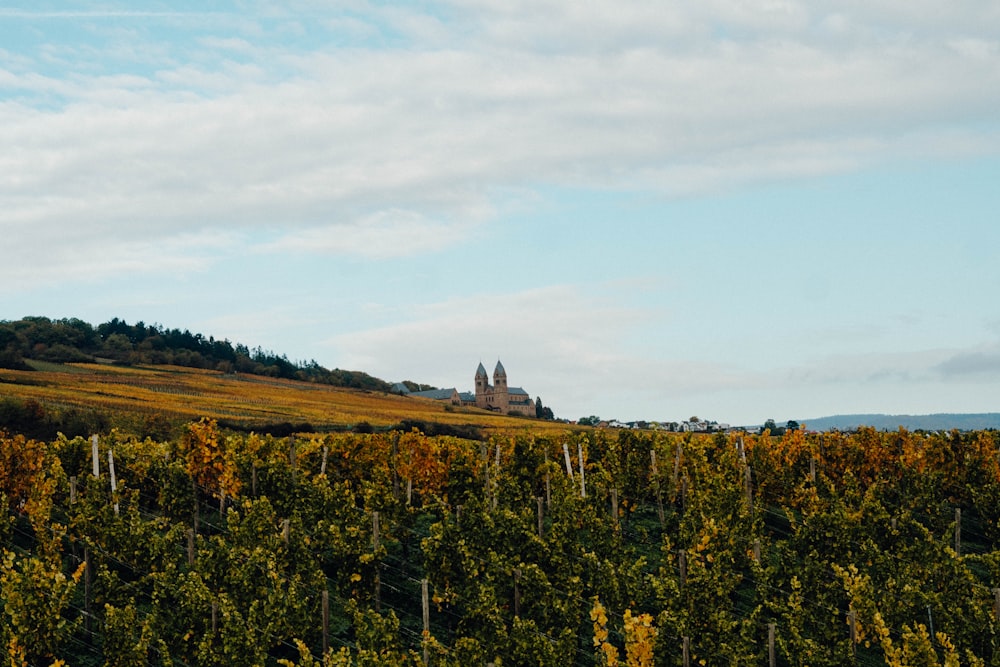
[799,413,1000,432]
[0,359,571,441]
[0,316,568,441]
[0,316,390,391]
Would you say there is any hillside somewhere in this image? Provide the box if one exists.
[0,316,390,390]
[800,413,1000,432]
[0,360,568,441]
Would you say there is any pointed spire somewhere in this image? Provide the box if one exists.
[494,359,506,376]
[476,362,488,377]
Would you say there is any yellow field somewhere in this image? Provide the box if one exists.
[0,362,574,434]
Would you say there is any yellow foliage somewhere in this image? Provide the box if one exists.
[0,434,46,513]
[179,418,241,499]
[623,609,657,667]
[591,597,618,666]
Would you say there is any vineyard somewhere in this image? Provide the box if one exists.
[2,422,1000,666]
[0,362,570,439]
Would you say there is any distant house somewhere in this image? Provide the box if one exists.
[679,421,710,432]
[410,387,462,405]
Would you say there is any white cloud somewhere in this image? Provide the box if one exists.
[0,10,202,18]
[257,209,481,259]
[934,342,1000,379]
[3,0,999,282]
[0,229,236,294]
[325,284,770,419]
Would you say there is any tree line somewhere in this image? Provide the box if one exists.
[0,316,390,391]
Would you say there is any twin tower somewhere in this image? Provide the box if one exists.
[474,360,535,416]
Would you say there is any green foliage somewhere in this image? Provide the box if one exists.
[0,550,85,662]
[3,424,1000,664]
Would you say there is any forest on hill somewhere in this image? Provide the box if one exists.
[2,423,1000,665]
[0,317,390,391]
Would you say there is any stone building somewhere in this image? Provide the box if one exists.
[474,360,535,416]
[408,360,536,417]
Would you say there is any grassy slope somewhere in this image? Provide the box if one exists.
[1,362,571,434]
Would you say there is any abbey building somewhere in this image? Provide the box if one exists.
[474,360,535,416]
[405,360,536,417]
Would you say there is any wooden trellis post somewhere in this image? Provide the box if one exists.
[768,623,776,667]
[192,478,200,533]
[492,444,500,510]
[321,445,328,475]
[422,579,430,665]
[322,590,330,656]
[651,450,665,527]
[537,497,544,538]
[678,549,687,588]
[391,431,401,500]
[955,508,962,556]
[611,488,619,531]
[513,568,522,617]
[544,449,552,508]
[578,442,586,498]
[682,637,690,667]
[563,443,573,477]
[91,434,100,477]
[83,547,91,633]
[422,578,430,630]
[373,511,382,611]
[672,443,682,490]
[848,610,858,655]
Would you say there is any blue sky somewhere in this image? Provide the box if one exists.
[2,1,999,425]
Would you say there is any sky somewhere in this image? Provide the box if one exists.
[2,1,999,426]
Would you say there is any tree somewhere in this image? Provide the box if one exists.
[535,397,554,420]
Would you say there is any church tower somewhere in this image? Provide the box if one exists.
[493,360,508,411]
[475,362,489,408]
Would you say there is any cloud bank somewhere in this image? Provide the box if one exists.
[3,1,999,281]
